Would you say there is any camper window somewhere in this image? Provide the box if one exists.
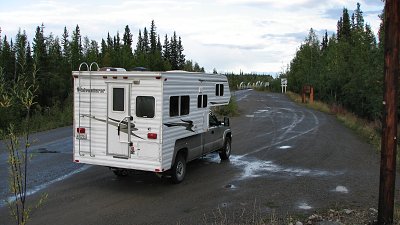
[170,95,190,117]
[216,84,224,96]
[136,96,155,118]
[197,95,208,108]
[170,96,179,116]
[113,88,125,112]
[181,96,190,115]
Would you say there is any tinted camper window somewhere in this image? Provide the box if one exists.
[136,96,155,118]
[216,84,224,96]
[197,95,207,108]
[113,88,124,111]
[181,96,190,115]
[170,96,190,117]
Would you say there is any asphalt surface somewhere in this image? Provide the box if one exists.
[0,90,385,224]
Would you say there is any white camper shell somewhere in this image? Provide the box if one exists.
[73,65,232,182]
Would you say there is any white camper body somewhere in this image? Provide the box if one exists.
[73,69,231,178]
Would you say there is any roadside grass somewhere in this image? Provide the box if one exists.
[27,100,73,133]
[215,96,239,117]
[199,204,382,225]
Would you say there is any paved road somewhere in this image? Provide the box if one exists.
[0,126,89,208]
[0,90,383,224]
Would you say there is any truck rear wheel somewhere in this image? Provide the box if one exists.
[219,137,231,160]
[171,153,186,184]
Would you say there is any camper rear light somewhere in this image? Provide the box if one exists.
[76,128,87,140]
[77,127,86,133]
[147,133,157,139]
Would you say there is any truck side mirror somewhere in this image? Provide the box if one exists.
[223,117,230,127]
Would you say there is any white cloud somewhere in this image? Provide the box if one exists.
[0,0,384,74]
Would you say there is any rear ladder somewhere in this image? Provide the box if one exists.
[77,62,99,157]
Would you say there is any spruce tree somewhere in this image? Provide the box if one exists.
[150,20,157,54]
[163,34,170,60]
[122,25,133,69]
[177,36,185,69]
[0,36,13,81]
[32,24,47,72]
[143,27,150,54]
[70,25,83,70]
[61,26,71,70]
[14,29,28,77]
[170,32,178,69]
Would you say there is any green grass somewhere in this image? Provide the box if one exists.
[214,96,239,117]
[18,99,73,134]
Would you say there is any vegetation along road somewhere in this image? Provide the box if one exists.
[0,90,386,224]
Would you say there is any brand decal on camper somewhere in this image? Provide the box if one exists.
[164,119,195,132]
[77,87,106,93]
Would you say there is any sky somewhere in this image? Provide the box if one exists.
[0,0,384,75]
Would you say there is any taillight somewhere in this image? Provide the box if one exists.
[147,133,157,139]
[77,127,86,134]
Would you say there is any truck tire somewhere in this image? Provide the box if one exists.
[171,153,186,184]
[219,137,231,160]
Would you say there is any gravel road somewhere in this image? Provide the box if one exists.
[0,90,385,225]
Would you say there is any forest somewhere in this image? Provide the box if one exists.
[0,21,205,131]
[285,3,385,121]
[0,3,388,131]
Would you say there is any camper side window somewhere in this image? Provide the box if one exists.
[136,96,155,118]
[216,84,224,96]
[170,96,190,117]
[197,95,207,108]
[181,96,190,115]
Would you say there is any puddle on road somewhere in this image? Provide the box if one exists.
[278,145,292,149]
[254,109,269,114]
[298,202,312,210]
[31,148,59,153]
[333,185,349,193]
[203,154,342,180]
[245,115,255,118]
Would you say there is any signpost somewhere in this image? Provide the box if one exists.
[281,78,287,93]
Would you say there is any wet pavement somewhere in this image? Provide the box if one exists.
[0,90,384,224]
[0,127,88,207]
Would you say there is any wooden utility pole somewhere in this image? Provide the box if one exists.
[378,0,399,224]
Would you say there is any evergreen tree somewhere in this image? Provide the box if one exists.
[122,25,133,69]
[32,24,47,71]
[143,27,150,54]
[170,32,178,69]
[321,31,328,52]
[177,36,185,69]
[133,29,145,67]
[14,29,28,77]
[150,20,157,54]
[87,40,99,65]
[113,32,121,67]
[135,29,143,54]
[157,35,162,53]
[354,2,364,30]
[338,8,351,41]
[163,34,170,60]
[101,38,111,66]
[61,26,71,70]
[0,36,13,81]
[70,25,83,70]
